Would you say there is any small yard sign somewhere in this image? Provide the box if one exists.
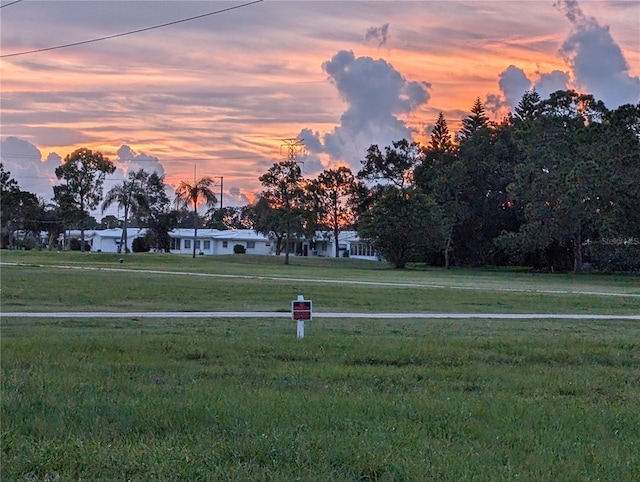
[292,299,312,321]
[292,295,312,339]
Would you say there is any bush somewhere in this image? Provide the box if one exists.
[233,244,246,254]
[132,237,151,253]
[587,240,640,273]
[16,236,38,251]
[69,237,80,251]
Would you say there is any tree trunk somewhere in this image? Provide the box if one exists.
[334,226,340,258]
[79,198,86,252]
[275,236,282,255]
[573,229,583,274]
[284,218,290,265]
[119,205,129,254]
[444,227,452,269]
[192,207,198,259]
[80,217,85,252]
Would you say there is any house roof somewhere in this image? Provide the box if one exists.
[93,228,148,239]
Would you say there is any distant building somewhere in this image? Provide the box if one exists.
[168,229,271,256]
[57,228,378,260]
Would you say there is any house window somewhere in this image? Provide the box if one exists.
[203,240,211,250]
[184,239,191,249]
[170,238,179,250]
[350,242,375,257]
[246,241,255,249]
[195,240,200,249]
[222,241,228,248]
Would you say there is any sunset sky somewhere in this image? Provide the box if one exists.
[1,0,639,215]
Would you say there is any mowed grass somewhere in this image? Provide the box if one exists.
[1,251,640,480]
[1,250,639,314]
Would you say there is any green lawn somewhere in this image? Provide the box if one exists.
[1,250,639,314]
[1,251,639,480]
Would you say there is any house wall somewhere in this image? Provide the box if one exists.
[168,230,272,256]
[58,228,376,260]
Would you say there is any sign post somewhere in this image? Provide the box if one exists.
[292,294,312,339]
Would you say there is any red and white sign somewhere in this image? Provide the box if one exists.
[292,299,312,321]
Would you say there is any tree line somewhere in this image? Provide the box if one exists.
[254,90,640,273]
[1,153,251,256]
[2,89,638,272]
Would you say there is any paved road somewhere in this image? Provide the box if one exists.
[2,311,639,320]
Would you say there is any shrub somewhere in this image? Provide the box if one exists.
[132,237,151,253]
[16,236,38,250]
[233,244,246,254]
[69,237,81,251]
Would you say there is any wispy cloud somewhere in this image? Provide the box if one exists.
[365,23,390,48]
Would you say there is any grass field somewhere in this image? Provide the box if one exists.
[1,251,639,481]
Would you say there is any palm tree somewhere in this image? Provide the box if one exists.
[174,176,218,258]
[101,169,145,254]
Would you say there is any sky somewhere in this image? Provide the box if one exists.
[1,0,639,217]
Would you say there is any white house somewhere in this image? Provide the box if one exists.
[59,227,377,260]
[168,229,272,255]
[58,229,98,250]
[91,228,148,253]
[280,231,379,261]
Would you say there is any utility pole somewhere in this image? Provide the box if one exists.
[212,176,223,210]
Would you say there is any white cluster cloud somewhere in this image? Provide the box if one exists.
[487,0,638,114]
[556,0,640,108]
[114,145,165,178]
[300,49,431,173]
[0,136,61,202]
[226,186,250,207]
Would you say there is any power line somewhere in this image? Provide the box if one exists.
[0,153,271,161]
[0,0,22,9]
[0,0,264,59]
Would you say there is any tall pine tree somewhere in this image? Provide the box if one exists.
[458,97,489,142]
[428,112,455,153]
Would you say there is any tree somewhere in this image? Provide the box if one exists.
[205,206,254,230]
[448,98,521,266]
[100,215,120,229]
[506,90,610,273]
[174,176,218,258]
[53,148,115,251]
[358,139,421,189]
[134,171,173,251]
[427,112,455,153]
[250,197,288,255]
[0,162,18,194]
[101,169,146,253]
[308,166,362,257]
[457,97,490,142]
[357,139,445,267]
[513,89,542,124]
[414,113,466,268]
[1,163,47,249]
[258,160,305,265]
[579,102,640,271]
[358,186,444,268]
[1,163,19,247]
